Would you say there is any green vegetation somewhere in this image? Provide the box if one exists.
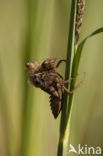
[0,0,103,156]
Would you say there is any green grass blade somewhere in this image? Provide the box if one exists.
[20,1,38,156]
[57,25,103,156]
[72,27,103,78]
[57,0,77,155]
[0,61,13,156]
[66,27,103,124]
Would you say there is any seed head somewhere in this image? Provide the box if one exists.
[75,0,86,43]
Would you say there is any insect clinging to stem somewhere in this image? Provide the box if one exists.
[26,58,84,119]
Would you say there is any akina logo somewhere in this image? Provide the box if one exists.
[68,144,101,155]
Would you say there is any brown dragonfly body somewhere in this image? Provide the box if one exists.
[26,58,82,118]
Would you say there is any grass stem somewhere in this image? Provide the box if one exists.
[57,0,77,155]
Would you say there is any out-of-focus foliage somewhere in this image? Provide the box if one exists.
[0,0,103,156]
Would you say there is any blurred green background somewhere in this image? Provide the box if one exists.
[0,0,103,156]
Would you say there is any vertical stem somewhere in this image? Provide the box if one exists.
[57,0,77,155]
[0,62,12,156]
[20,0,38,156]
